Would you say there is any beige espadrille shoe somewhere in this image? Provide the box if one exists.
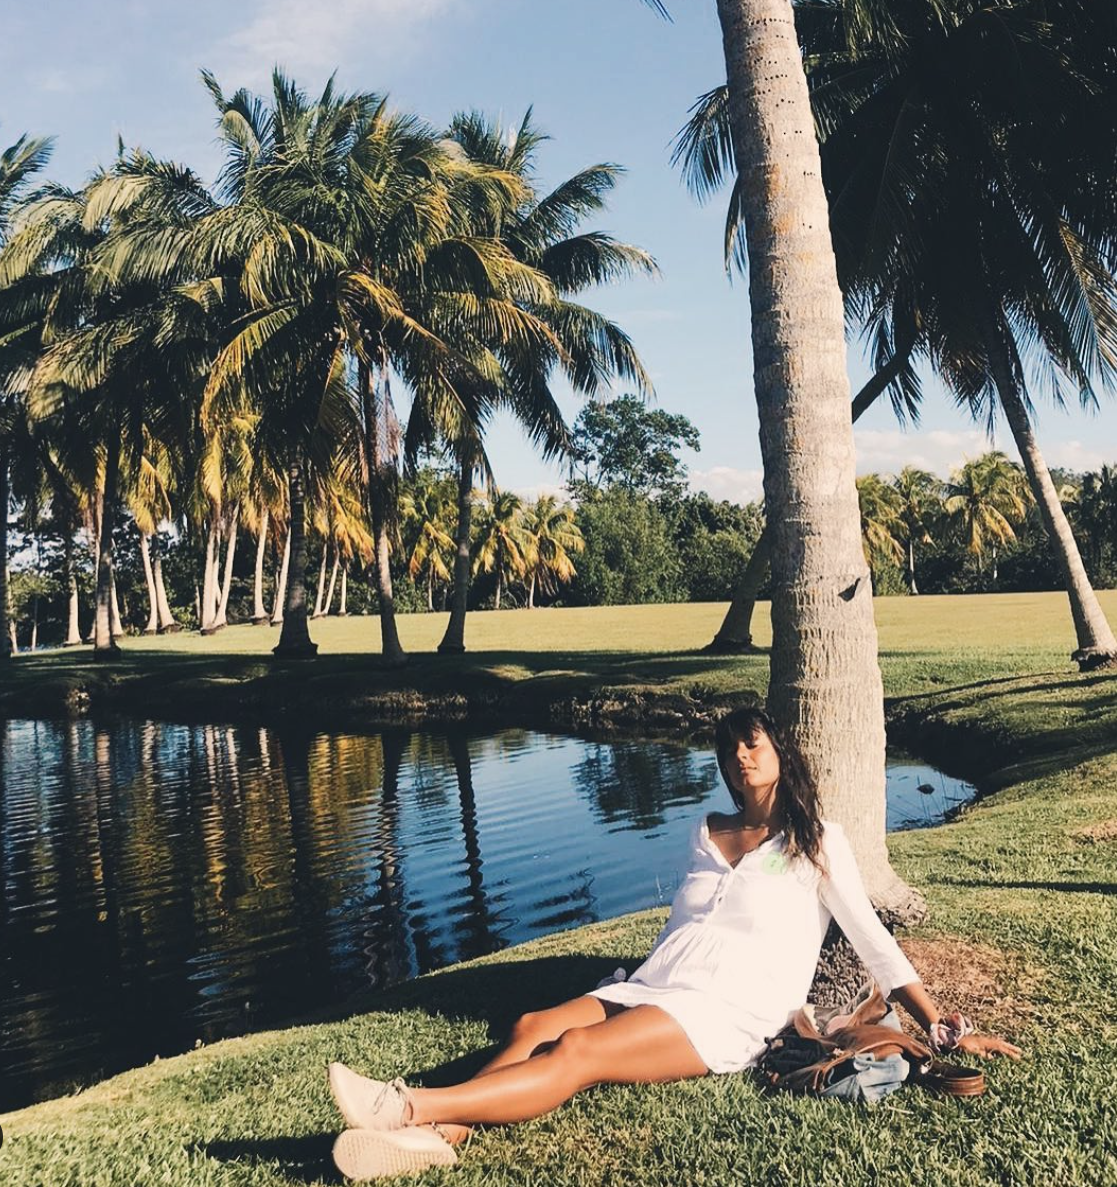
[328,1063,413,1131]
[332,1126,459,1180]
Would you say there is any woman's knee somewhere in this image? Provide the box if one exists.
[508,1010,551,1045]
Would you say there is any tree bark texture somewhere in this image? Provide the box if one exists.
[253,508,270,623]
[139,532,160,634]
[153,553,178,632]
[323,549,340,616]
[709,356,903,651]
[64,535,82,645]
[715,0,921,917]
[214,503,239,629]
[363,361,406,666]
[271,528,291,625]
[93,441,122,659]
[984,330,1117,668]
[273,459,318,657]
[439,455,475,653]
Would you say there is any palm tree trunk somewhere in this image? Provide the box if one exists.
[494,564,503,611]
[338,563,348,616]
[528,571,537,610]
[64,534,82,646]
[438,454,475,654]
[139,532,160,634]
[984,330,1117,668]
[214,503,240,629]
[273,458,318,658]
[153,552,177,632]
[253,509,270,623]
[363,361,406,667]
[707,354,908,652]
[323,549,340,615]
[199,516,220,635]
[93,437,122,659]
[271,527,291,625]
[706,528,772,652]
[0,444,10,660]
[715,0,921,918]
[907,539,919,595]
[110,572,124,637]
[312,544,328,618]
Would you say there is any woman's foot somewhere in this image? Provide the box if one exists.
[332,1126,459,1181]
[327,1063,413,1131]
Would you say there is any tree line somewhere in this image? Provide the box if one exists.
[0,80,657,664]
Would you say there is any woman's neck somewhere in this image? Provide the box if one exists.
[735,785,781,830]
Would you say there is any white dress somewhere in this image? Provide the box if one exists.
[589,817,920,1074]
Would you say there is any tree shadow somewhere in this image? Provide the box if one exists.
[932,877,1116,896]
[199,1133,335,1185]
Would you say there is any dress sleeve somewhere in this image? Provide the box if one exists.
[818,821,921,998]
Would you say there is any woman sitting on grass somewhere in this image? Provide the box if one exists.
[327,707,1021,1180]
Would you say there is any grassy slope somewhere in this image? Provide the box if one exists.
[2,594,1116,1186]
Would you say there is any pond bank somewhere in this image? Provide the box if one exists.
[2,652,1115,1185]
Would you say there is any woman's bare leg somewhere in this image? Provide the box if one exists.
[474,995,610,1076]
[407,1005,707,1127]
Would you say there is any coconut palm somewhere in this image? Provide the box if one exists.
[435,109,655,654]
[645,0,914,911]
[185,72,562,664]
[944,452,1032,581]
[473,490,529,610]
[797,0,1117,665]
[522,494,584,608]
[400,470,456,611]
[0,131,55,658]
[674,0,1117,670]
[1077,464,1117,576]
[890,467,943,595]
[855,474,904,573]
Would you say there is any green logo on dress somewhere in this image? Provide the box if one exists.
[761,852,788,875]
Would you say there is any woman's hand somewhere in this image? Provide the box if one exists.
[955,1032,1022,1060]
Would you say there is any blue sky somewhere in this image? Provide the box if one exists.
[3,0,1114,502]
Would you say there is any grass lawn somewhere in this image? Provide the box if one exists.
[1,593,1116,1185]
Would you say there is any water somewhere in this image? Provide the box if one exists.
[0,718,974,1112]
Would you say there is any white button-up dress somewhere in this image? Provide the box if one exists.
[590,817,921,1073]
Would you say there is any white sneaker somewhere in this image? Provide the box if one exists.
[332,1126,459,1181]
[328,1063,413,1131]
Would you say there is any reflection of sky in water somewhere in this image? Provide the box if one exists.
[0,719,974,1113]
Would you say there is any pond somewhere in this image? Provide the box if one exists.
[0,718,975,1112]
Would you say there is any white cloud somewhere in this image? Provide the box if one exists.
[1044,439,1111,474]
[510,482,568,503]
[690,465,764,505]
[852,427,1013,478]
[210,0,466,88]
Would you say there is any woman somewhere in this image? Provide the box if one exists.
[328,707,1021,1180]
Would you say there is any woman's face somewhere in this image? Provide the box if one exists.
[724,730,781,799]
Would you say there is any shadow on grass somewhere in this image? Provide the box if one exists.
[200,1133,336,1185]
[932,878,1117,896]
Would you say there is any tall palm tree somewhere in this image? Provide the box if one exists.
[473,490,529,610]
[189,72,560,664]
[0,132,55,659]
[855,474,904,573]
[435,109,655,654]
[522,494,584,608]
[648,0,916,910]
[400,471,456,611]
[674,0,1117,669]
[944,452,1031,581]
[891,466,942,595]
[797,0,1117,667]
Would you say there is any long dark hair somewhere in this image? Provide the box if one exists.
[714,707,825,872]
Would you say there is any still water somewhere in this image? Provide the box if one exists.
[0,718,973,1112]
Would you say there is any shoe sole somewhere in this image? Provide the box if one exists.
[332,1129,458,1181]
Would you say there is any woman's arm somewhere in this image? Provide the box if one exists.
[890,981,1022,1059]
[819,824,1021,1059]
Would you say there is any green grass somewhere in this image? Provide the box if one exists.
[2,594,1117,1185]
